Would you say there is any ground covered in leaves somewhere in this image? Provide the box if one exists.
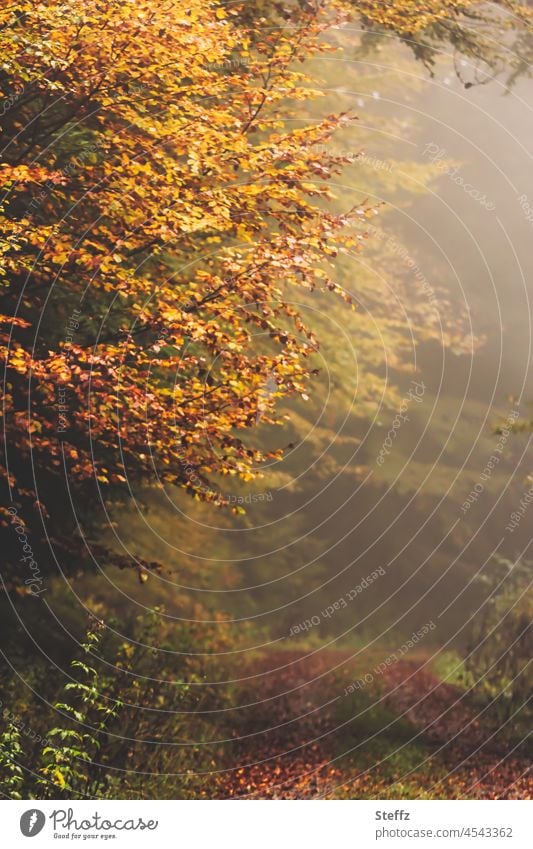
[216,649,532,799]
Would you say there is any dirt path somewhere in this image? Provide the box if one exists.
[217,650,347,798]
[382,661,532,799]
[217,650,532,799]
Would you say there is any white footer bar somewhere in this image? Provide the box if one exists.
[2,799,532,848]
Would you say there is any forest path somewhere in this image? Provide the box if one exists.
[381,660,532,799]
[217,650,531,799]
[217,649,348,798]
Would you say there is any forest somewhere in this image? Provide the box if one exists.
[0,0,532,802]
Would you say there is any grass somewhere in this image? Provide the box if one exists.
[327,680,450,799]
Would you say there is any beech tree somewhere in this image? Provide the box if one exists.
[355,0,533,85]
[0,0,364,587]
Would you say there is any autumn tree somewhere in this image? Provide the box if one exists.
[0,0,367,588]
[354,0,533,86]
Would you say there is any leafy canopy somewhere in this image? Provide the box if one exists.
[0,0,366,585]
